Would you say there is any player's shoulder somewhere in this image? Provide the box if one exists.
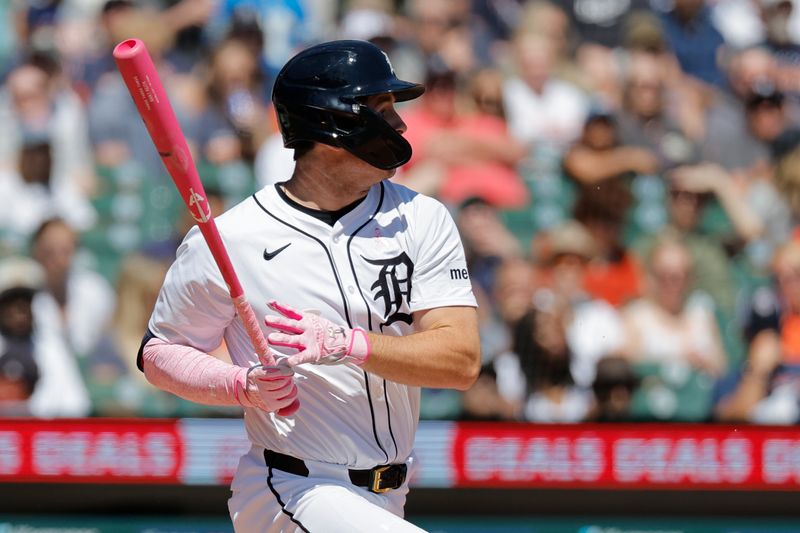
[381,180,450,219]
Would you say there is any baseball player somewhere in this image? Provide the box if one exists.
[138,40,480,532]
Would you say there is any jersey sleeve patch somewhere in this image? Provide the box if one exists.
[446,260,471,284]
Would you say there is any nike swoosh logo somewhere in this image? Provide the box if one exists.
[263,243,291,261]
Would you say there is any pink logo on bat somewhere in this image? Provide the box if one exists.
[188,188,211,223]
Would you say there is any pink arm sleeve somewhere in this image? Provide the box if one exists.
[141,337,252,407]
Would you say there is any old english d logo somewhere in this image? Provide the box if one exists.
[363,252,414,331]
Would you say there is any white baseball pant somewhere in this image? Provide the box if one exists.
[228,446,427,532]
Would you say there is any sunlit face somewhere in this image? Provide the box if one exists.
[32,222,76,284]
[648,243,693,314]
[667,188,703,231]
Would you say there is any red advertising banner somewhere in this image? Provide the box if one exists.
[451,423,800,490]
[0,419,799,490]
[0,419,183,484]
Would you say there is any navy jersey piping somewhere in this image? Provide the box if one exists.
[345,182,400,462]
[252,192,390,463]
[265,461,312,532]
[384,386,399,462]
[252,193,351,326]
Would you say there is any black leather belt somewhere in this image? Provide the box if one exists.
[264,449,407,493]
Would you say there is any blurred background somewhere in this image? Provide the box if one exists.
[1,0,800,531]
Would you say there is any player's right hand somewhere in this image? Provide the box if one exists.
[241,364,300,416]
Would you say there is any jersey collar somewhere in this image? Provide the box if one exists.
[255,181,382,235]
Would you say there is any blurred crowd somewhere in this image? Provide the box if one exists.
[2,0,800,425]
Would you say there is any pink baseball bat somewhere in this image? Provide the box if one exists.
[113,39,296,413]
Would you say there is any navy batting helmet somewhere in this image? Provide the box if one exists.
[272,40,424,170]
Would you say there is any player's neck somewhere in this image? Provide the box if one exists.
[284,159,374,211]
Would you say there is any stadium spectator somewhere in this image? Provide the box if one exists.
[702,46,784,175]
[563,107,659,188]
[196,36,271,165]
[657,0,728,88]
[633,173,741,318]
[457,197,523,301]
[587,356,639,422]
[773,127,800,220]
[0,53,95,191]
[499,294,593,423]
[715,240,800,424]
[515,2,575,79]
[503,31,589,150]
[0,257,90,418]
[617,51,703,171]
[460,362,519,421]
[758,0,800,96]
[560,0,655,50]
[30,218,115,358]
[0,135,96,255]
[0,336,40,416]
[572,184,644,308]
[399,0,492,80]
[71,0,137,100]
[85,252,168,415]
[401,68,528,207]
[531,221,628,388]
[622,236,727,377]
[87,6,184,176]
[205,0,317,80]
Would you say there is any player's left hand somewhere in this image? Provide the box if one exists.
[264,301,371,367]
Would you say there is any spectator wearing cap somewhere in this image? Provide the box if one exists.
[532,221,627,389]
[703,47,792,176]
[399,68,528,208]
[757,0,800,96]
[715,240,800,424]
[0,257,89,418]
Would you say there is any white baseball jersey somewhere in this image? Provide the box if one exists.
[148,180,476,469]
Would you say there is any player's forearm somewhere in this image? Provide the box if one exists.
[362,321,481,391]
[141,337,247,406]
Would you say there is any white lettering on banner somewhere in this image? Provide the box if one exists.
[464,436,604,482]
[32,431,177,478]
[0,432,21,475]
[763,439,800,484]
[613,437,752,484]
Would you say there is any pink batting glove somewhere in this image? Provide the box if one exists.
[264,301,371,367]
[237,363,300,416]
